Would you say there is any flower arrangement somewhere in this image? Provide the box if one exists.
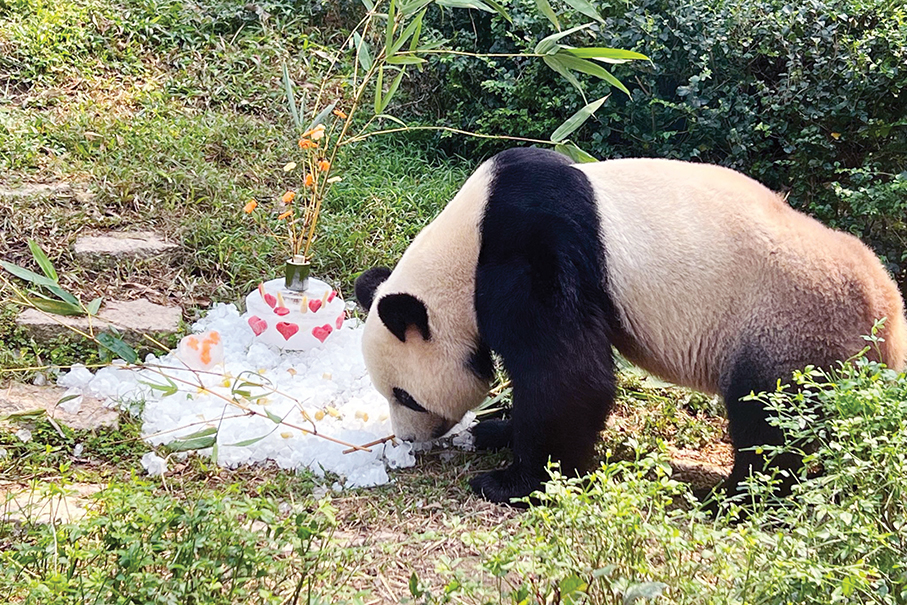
[243,111,345,267]
[240,1,647,276]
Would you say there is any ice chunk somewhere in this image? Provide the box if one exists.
[141,452,168,476]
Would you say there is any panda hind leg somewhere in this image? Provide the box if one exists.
[715,346,805,504]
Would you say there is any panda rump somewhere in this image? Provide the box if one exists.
[355,147,907,504]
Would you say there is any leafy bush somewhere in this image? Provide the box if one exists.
[1,483,346,604]
[439,350,907,604]
[417,0,907,295]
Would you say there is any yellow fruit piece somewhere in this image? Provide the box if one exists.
[314,410,325,421]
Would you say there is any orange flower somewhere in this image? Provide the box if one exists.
[317,159,331,172]
[332,109,348,119]
[298,138,317,149]
[282,190,296,204]
[303,124,326,141]
[278,210,293,220]
[304,173,315,187]
[243,200,258,213]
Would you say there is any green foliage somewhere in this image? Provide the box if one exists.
[419,0,907,292]
[437,353,907,604]
[0,416,147,478]
[0,482,344,604]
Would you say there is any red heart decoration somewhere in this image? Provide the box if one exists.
[312,324,332,343]
[264,293,277,308]
[248,315,267,336]
[335,312,345,330]
[308,299,322,313]
[274,306,289,316]
[327,290,336,302]
[276,322,299,340]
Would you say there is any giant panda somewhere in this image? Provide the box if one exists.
[355,147,907,504]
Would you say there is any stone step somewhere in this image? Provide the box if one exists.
[73,231,178,268]
[0,382,117,431]
[0,182,93,204]
[16,299,182,346]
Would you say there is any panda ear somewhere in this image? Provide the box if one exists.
[377,294,431,342]
[354,267,392,310]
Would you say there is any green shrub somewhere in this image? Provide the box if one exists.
[440,350,907,604]
[417,0,907,295]
[1,483,346,604]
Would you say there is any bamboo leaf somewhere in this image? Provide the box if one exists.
[264,409,284,424]
[534,0,560,30]
[563,0,603,23]
[389,9,425,56]
[361,0,374,9]
[553,52,630,95]
[305,100,339,133]
[1,260,58,289]
[385,0,397,56]
[168,434,216,452]
[400,0,431,16]
[27,239,57,282]
[409,13,423,53]
[27,296,84,316]
[353,32,373,72]
[555,142,599,163]
[535,23,593,55]
[378,68,407,113]
[282,63,301,130]
[564,47,649,63]
[56,393,81,407]
[140,377,179,397]
[39,283,80,307]
[97,332,138,364]
[385,54,425,65]
[178,427,218,440]
[551,95,609,142]
[87,297,102,315]
[225,435,269,447]
[374,66,384,114]
[543,55,585,97]
[376,114,408,127]
[436,0,495,13]
[481,0,512,23]
[0,408,46,421]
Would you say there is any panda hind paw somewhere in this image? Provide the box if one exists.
[472,419,513,451]
[469,467,541,506]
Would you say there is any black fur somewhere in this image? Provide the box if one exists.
[393,387,428,413]
[377,293,431,342]
[472,418,512,451]
[470,147,619,503]
[714,342,807,502]
[467,341,495,382]
[355,267,392,310]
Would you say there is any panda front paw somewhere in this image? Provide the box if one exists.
[472,418,513,451]
[469,466,542,506]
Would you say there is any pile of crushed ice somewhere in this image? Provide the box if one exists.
[56,303,474,488]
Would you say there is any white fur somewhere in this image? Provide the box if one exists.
[361,161,494,440]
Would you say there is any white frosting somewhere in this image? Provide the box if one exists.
[243,278,346,351]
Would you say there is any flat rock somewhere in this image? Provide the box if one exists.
[0,182,93,204]
[16,299,182,345]
[0,482,104,524]
[0,382,118,431]
[73,231,178,268]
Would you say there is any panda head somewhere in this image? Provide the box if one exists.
[355,267,493,442]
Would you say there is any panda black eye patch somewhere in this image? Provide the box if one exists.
[393,388,428,413]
